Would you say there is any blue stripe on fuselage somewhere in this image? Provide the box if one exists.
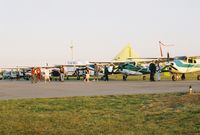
[174,60,200,68]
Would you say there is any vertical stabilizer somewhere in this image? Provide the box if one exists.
[113,43,139,61]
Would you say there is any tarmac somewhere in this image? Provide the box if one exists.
[0,80,200,100]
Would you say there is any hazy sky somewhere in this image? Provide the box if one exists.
[0,0,200,67]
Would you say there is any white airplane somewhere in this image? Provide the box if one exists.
[166,56,200,81]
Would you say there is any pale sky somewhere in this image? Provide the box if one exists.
[0,0,200,67]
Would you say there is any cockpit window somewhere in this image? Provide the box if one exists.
[175,56,187,61]
[187,57,197,64]
[188,58,193,63]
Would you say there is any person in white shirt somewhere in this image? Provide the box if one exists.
[60,66,65,82]
[84,67,90,82]
[44,68,50,83]
[156,61,161,81]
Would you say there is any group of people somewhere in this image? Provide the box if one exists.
[83,64,109,82]
[31,66,65,83]
[30,62,160,83]
[31,67,42,83]
[149,60,161,82]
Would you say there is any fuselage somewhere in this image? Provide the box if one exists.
[170,57,200,74]
[119,64,150,76]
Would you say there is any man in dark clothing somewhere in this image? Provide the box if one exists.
[149,61,156,81]
[104,66,109,81]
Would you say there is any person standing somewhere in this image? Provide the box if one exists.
[34,68,39,83]
[104,65,109,81]
[75,69,80,80]
[44,67,50,83]
[149,61,156,81]
[22,69,26,80]
[93,63,99,82]
[31,68,36,83]
[16,70,20,81]
[36,68,42,81]
[84,67,90,82]
[156,61,161,81]
[60,66,65,82]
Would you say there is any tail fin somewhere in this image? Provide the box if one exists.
[113,43,139,61]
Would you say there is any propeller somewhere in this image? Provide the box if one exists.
[167,52,170,63]
[169,63,178,71]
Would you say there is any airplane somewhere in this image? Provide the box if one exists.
[114,60,171,81]
[166,56,200,81]
[155,41,200,81]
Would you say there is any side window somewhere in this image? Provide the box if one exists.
[188,58,193,63]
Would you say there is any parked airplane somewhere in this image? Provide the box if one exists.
[166,56,200,81]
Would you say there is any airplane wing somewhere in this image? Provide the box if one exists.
[127,57,174,63]
[89,61,136,65]
[55,64,89,68]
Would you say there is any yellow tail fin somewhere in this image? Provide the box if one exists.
[113,43,139,61]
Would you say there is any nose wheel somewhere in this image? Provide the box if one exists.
[172,75,176,81]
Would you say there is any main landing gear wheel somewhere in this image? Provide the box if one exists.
[123,75,127,81]
[172,75,176,81]
[197,75,200,80]
[142,76,146,80]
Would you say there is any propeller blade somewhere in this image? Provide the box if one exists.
[167,52,170,63]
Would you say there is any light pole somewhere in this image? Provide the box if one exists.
[70,41,74,61]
